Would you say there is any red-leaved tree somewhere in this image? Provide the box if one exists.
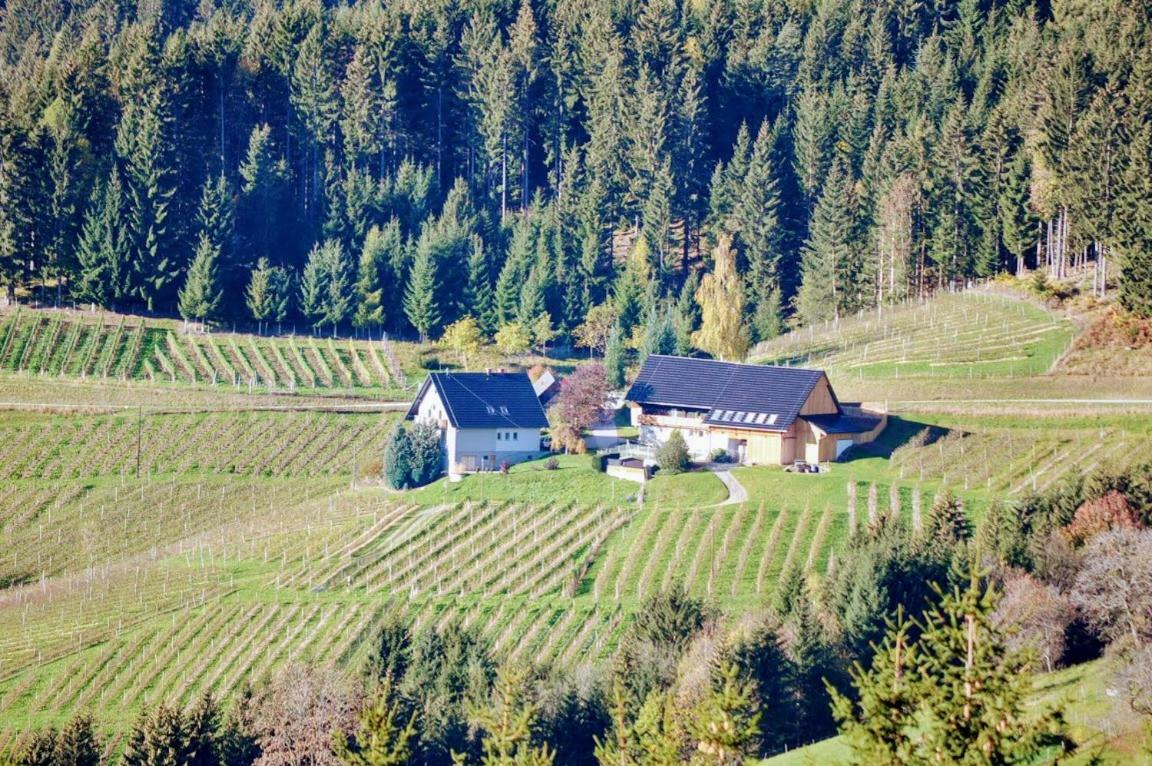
[549,363,608,454]
[1062,490,1140,546]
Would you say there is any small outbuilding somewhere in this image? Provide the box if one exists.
[624,355,885,466]
[406,371,550,479]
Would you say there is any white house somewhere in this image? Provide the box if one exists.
[405,371,550,479]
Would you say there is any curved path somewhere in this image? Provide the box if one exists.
[712,469,748,507]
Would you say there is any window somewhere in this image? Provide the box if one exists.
[513,432,518,441]
[497,432,503,441]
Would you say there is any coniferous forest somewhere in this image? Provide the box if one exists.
[2,0,1152,345]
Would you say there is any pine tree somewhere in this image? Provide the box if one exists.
[472,665,555,766]
[467,238,497,337]
[797,160,854,325]
[735,120,784,341]
[353,225,392,330]
[75,169,131,307]
[334,676,417,766]
[245,258,290,329]
[383,424,413,490]
[404,228,442,341]
[693,237,750,361]
[831,579,1073,764]
[690,662,761,765]
[178,233,223,325]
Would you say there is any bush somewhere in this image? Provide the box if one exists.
[499,460,510,475]
[589,454,606,472]
[655,431,690,474]
[408,422,444,486]
[545,457,559,471]
[385,422,443,489]
[708,448,731,463]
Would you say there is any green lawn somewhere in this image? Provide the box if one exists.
[406,454,642,507]
[645,470,728,507]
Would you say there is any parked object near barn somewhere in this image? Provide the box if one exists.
[624,355,885,466]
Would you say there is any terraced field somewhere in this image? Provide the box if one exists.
[751,291,1075,380]
[0,309,411,393]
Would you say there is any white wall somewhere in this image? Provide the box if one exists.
[640,423,728,460]
[412,384,542,474]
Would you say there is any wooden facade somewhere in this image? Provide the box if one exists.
[632,372,886,467]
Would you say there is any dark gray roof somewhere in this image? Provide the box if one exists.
[802,412,882,435]
[406,371,549,429]
[624,355,833,431]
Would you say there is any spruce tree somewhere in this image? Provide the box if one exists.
[334,676,417,766]
[75,170,131,307]
[831,579,1073,764]
[735,120,784,341]
[383,424,413,490]
[690,662,761,764]
[245,258,290,329]
[178,234,223,325]
[466,238,497,337]
[603,325,626,389]
[404,228,442,341]
[797,160,853,325]
[52,715,101,766]
[353,225,392,330]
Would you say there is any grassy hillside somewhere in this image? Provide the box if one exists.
[1,288,1149,742]
[2,404,1149,731]
[751,291,1074,382]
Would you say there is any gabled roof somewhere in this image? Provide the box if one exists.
[406,371,549,430]
[531,370,558,399]
[624,355,833,432]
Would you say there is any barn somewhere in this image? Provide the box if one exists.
[624,355,886,466]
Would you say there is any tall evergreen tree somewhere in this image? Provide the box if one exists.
[404,227,442,341]
[797,160,854,325]
[178,233,223,325]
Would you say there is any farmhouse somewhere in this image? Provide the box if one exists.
[625,355,885,466]
[406,371,549,479]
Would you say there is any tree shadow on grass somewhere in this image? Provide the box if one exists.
[839,414,951,462]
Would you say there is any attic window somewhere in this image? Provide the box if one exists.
[754,413,767,424]
[499,406,510,415]
[486,405,496,414]
[767,414,778,425]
